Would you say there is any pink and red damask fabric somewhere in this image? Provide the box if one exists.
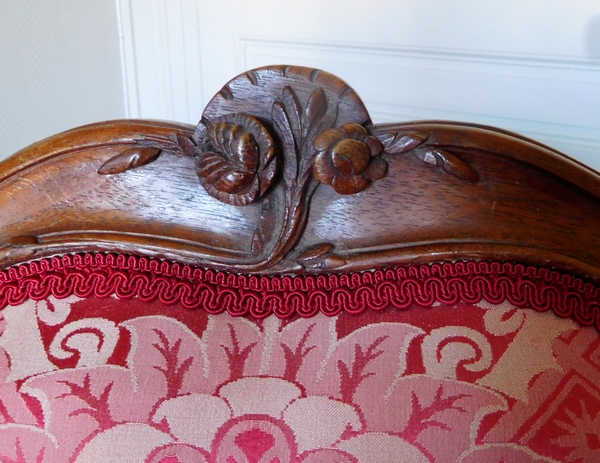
[0,254,600,462]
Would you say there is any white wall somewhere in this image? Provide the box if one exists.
[121,0,600,171]
[0,1,125,160]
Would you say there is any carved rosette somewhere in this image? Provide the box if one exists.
[94,65,480,271]
[313,123,387,194]
[192,66,479,269]
[197,114,278,206]
[190,66,381,269]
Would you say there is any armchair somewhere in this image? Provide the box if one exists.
[0,65,599,462]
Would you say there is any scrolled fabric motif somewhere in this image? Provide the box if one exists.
[2,296,600,462]
[313,123,388,194]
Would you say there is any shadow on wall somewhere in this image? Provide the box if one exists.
[585,14,600,59]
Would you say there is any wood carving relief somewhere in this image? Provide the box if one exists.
[313,123,387,194]
[93,66,480,272]
[197,67,374,270]
[98,132,198,175]
[378,130,478,183]
[197,114,278,206]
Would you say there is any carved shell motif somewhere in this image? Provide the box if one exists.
[197,114,279,206]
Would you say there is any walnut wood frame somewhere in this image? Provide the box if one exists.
[1,65,599,285]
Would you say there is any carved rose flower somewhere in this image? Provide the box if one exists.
[197,114,279,206]
[313,123,387,194]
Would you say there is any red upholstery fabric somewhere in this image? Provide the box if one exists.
[1,254,599,462]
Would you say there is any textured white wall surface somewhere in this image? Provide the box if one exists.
[0,1,125,160]
[122,0,600,171]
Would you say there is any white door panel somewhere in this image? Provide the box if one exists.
[120,0,600,169]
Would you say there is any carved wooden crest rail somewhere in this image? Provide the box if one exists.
[1,65,600,280]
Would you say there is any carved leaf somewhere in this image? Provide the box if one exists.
[413,147,478,183]
[298,104,338,187]
[377,131,395,147]
[176,134,197,156]
[297,243,334,262]
[414,147,439,167]
[302,87,328,142]
[380,131,428,155]
[281,86,303,143]
[98,147,161,175]
[434,148,479,183]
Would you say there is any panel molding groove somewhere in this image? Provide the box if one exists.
[116,0,203,123]
[239,37,600,72]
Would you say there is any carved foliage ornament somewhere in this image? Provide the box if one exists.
[97,65,478,270]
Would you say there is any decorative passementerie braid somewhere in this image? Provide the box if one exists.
[0,253,598,329]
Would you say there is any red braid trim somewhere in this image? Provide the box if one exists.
[0,253,598,329]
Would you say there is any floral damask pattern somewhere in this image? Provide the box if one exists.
[0,295,599,462]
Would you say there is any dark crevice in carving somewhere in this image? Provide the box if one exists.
[309,69,321,82]
[245,70,259,86]
[221,85,234,101]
